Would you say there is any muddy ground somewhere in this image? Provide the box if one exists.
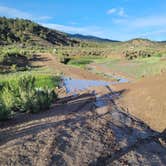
[0,86,166,165]
[0,54,166,165]
[111,73,166,132]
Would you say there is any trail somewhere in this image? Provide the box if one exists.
[0,54,165,165]
[32,53,112,81]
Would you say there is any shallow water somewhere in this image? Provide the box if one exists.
[111,75,129,83]
[63,76,129,94]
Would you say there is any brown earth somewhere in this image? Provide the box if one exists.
[111,72,166,132]
[89,61,166,132]
[0,86,165,165]
[31,53,112,81]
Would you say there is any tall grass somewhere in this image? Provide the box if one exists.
[0,75,60,120]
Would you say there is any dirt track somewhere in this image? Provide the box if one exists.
[0,54,166,165]
[0,86,166,165]
[32,53,111,81]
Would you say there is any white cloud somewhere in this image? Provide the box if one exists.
[41,23,106,37]
[131,16,166,28]
[107,8,117,15]
[0,5,52,20]
[107,7,127,17]
[0,6,31,19]
[140,30,166,37]
[113,15,166,28]
[118,8,127,17]
[37,16,52,20]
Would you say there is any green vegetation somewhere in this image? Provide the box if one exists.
[0,75,60,120]
[67,56,108,68]
[0,17,79,46]
[0,47,33,73]
[68,58,93,68]
[104,56,166,78]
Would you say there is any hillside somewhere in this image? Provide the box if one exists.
[0,17,79,46]
[68,33,119,42]
[125,38,155,46]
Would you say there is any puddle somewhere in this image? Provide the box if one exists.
[111,75,129,83]
[62,77,129,94]
[62,77,109,93]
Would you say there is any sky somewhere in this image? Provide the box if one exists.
[0,0,166,41]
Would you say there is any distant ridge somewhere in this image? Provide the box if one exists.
[68,34,120,43]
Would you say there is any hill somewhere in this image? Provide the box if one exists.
[0,17,79,46]
[125,38,155,46]
[68,34,119,43]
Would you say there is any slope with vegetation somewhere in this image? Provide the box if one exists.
[0,17,79,46]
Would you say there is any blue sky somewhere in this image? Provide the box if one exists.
[0,0,166,41]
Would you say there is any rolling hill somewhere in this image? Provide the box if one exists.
[0,17,79,46]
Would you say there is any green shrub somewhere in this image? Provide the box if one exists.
[0,103,11,121]
[0,75,58,120]
[29,88,57,113]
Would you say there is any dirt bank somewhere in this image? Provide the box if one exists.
[112,72,166,132]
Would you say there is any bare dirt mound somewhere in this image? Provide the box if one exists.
[0,86,165,165]
[112,72,166,132]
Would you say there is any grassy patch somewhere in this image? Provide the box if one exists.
[0,72,60,88]
[67,56,108,68]
[68,59,93,68]
[106,57,166,78]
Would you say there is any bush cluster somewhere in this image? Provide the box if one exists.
[0,75,57,120]
[124,50,152,60]
[0,49,31,73]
